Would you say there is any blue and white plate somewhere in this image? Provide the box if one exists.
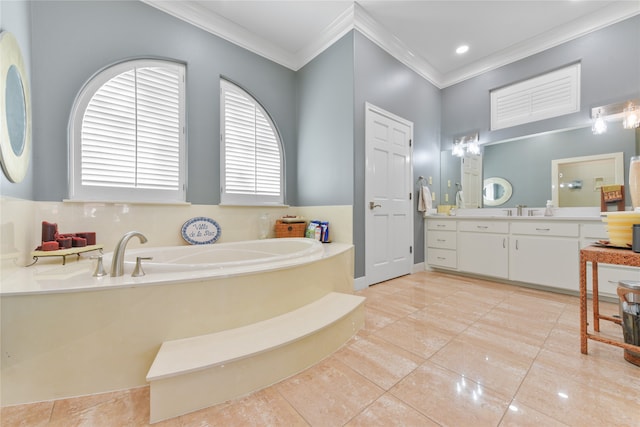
[181,217,221,245]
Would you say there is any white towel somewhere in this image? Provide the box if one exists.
[418,186,432,215]
[455,190,464,208]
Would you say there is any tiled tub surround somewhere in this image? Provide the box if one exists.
[0,197,353,269]
[0,199,356,406]
[2,271,638,426]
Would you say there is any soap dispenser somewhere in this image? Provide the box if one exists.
[544,200,554,216]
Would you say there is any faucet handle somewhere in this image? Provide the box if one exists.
[91,255,107,277]
[132,256,153,277]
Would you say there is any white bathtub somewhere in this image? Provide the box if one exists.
[1,239,354,406]
[115,237,324,274]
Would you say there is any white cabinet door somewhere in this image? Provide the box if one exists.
[510,236,579,290]
[458,232,508,278]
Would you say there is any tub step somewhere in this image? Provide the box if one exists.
[146,291,365,423]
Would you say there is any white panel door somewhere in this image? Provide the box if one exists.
[365,103,413,286]
[462,153,482,208]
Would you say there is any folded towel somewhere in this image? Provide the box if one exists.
[418,186,432,215]
[455,190,464,208]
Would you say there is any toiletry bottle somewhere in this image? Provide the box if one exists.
[544,200,553,216]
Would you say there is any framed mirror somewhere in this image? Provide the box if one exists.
[0,31,32,183]
[483,177,512,206]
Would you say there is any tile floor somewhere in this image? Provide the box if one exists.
[2,271,639,426]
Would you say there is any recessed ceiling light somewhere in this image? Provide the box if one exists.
[456,45,469,55]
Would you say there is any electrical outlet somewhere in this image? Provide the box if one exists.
[432,191,436,201]
[445,194,449,202]
[448,180,451,188]
[428,176,433,185]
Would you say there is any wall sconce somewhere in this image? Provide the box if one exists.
[452,132,480,157]
[623,103,639,129]
[592,108,607,135]
[591,99,640,134]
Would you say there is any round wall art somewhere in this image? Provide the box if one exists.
[0,31,32,183]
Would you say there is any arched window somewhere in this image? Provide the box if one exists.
[69,59,186,203]
[220,79,284,205]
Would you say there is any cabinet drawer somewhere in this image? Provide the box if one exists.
[581,223,608,239]
[427,231,456,250]
[511,222,579,237]
[427,220,457,231]
[459,221,508,233]
[427,248,457,269]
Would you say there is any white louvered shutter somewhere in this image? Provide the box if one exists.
[491,63,581,130]
[70,60,185,202]
[221,80,283,205]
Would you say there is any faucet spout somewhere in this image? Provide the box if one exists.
[110,231,148,277]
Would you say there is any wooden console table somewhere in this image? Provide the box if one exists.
[579,245,640,356]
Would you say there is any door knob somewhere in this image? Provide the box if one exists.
[369,201,382,210]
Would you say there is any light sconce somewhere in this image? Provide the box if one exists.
[452,132,480,157]
[623,103,639,129]
[591,99,640,134]
[592,108,607,135]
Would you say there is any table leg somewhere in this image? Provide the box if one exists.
[580,255,588,354]
[593,261,600,332]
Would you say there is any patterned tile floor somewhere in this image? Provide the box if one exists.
[2,271,639,426]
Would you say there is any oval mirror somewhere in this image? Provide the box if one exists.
[483,177,512,206]
[0,31,32,183]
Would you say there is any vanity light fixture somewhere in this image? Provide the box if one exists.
[623,103,639,129]
[452,142,465,157]
[591,98,640,134]
[452,132,480,157]
[592,108,607,135]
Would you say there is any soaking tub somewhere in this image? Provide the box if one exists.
[0,238,354,406]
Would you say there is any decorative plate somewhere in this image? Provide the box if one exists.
[181,217,221,245]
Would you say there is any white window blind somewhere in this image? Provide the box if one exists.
[221,80,283,205]
[69,59,186,203]
[490,63,581,130]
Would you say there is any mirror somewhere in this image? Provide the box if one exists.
[552,152,624,207]
[0,31,32,183]
[476,125,636,208]
[440,150,461,206]
[483,177,512,206]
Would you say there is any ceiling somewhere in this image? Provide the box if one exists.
[143,0,640,88]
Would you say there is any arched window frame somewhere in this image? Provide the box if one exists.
[220,79,285,206]
[68,58,186,203]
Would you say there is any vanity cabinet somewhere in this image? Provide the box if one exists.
[426,220,457,269]
[425,216,633,298]
[458,221,508,278]
[509,222,579,290]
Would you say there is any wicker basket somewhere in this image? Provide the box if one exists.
[275,220,307,238]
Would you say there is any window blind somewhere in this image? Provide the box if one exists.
[490,63,581,130]
[81,66,181,190]
[221,80,283,204]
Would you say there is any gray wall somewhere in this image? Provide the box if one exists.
[0,0,34,200]
[442,14,640,149]
[353,32,441,278]
[296,32,354,206]
[28,0,297,204]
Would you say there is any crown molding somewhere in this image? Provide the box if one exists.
[292,5,355,70]
[352,3,444,87]
[142,0,640,89]
[141,0,298,69]
[440,1,640,87]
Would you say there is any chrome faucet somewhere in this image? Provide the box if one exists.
[110,231,148,277]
